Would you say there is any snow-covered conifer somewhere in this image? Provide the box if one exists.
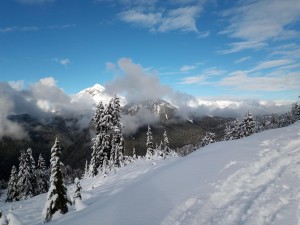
[72,177,82,206]
[223,123,233,141]
[163,130,171,155]
[26,148,38,195]
[6,166,18,202]
[89,101,105,177]
[83,160,89,178]
[132,148,137,159]
[242,112,256,136]
[16,148,35,200]
[36,154,49,194]
[109,96,125,168]
[43,138,69,223]
[146,125,155,159]
[201,132,216,147]
[291,103,300,122]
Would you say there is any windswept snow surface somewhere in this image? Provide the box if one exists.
[1,122,300,225]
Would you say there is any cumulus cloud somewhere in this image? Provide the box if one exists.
[0,84,28,140]
[122,108,159,135]
[105,58,171,103]
[105,57,293,128]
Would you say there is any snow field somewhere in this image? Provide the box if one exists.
[1,122,300,225]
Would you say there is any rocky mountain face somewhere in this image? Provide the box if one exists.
[123,99,177,121]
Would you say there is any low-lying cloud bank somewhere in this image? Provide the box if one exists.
[0,58,294,139]
[0,78,95,139]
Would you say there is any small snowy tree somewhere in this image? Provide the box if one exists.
[36,154,49,194]
[163,130,171,155]
[43,138,69,223]
[6,166,18,202]
[132,148,137,159]
[242,112,256,137]
[201,132,215,147]
[72,178,82,206]
[83,160,89,178]
[145,125,155,159]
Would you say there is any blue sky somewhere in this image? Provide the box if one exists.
[0,0,300,101]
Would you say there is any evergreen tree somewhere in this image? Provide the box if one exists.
[6,166,18,202]
[201,132,216,147]
[26,148,38,196]
[242,112,256,136]
[16,148,35,200]
[72,178,82,206]
[43,138,69,223]
[36,154,49,194]
[110,97,124,168]
[89,102,105,177]
[83,160,89,178]
[89,135,102,177]
[163,130,171,155]
[291,103,300,121]
[146,125,155,159]
[132,148,137,159]
[223,123,233,141]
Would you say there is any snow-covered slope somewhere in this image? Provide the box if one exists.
[1,122,300,225]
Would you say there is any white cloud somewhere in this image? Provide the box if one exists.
[119,2,205,34]
[219,0,300,54]
[250,59,293,72]
[0,26,39,33]
[60,58,71,66]
[157,6,201,33]
[52,58,71,67]
[105,57,171,103]
[180,65,197,72]
[8,80,25,91]
[221,0,300,42]
[234,56,251,64]
[218,41,267,54]
[119,9,162,28]
[179,68,225,85]
[218,70,300,92]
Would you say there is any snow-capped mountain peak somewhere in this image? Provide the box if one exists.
[76,84,111,105]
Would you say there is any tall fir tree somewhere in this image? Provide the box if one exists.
[89,101,105,177]
[111,96,125,168]
[37,154,49,194]
[26,148,38,196]
[163,130,171,155]
[146,125,155,159]
[43,138,69,223]
[6,166,18,202]
[16,148,35,200]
